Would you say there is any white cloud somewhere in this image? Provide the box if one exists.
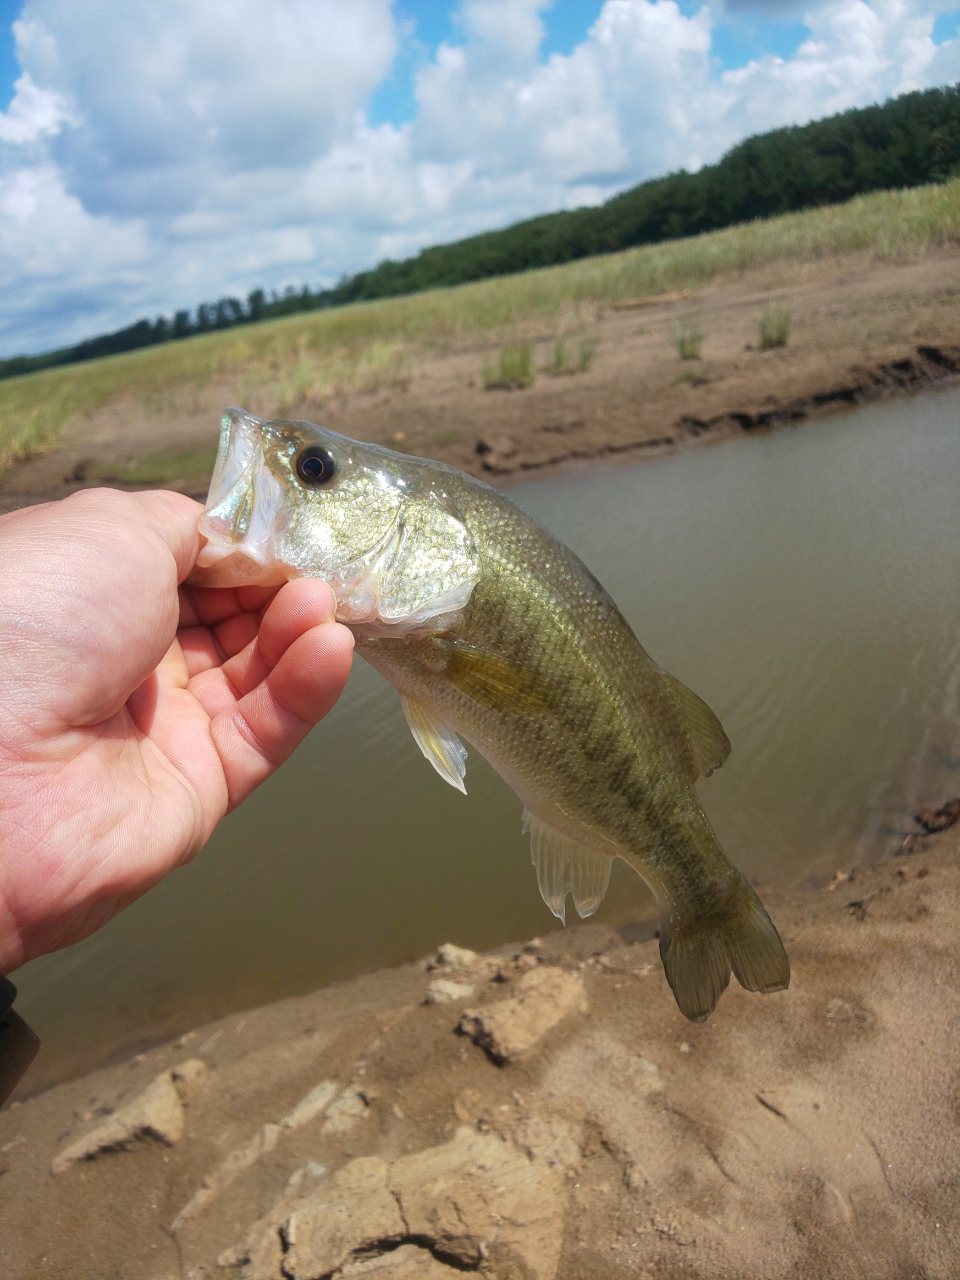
[459,0,549,62]
[709,1,951,144]
[0,165,154,354]
[0,0,957,355]
[16,0,398,215]
[0,71,71,145]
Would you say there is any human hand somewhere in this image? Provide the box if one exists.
[0,488,353,972]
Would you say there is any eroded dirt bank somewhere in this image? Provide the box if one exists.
[2,822,959,1280]
[1,244,959,509]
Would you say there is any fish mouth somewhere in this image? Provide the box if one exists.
[190,408,289,588]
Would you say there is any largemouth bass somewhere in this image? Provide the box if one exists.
[190,409,789,1022]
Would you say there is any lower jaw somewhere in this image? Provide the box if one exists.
[186,548,290,589]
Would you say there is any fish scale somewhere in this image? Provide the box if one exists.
[190,408,789,1023]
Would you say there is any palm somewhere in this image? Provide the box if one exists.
[0,489,353,971]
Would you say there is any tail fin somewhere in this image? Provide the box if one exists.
[659,879,790,1024]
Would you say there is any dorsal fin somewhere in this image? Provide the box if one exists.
[663,672,731,778]
[523,810,613,925]
[400,694,467,794]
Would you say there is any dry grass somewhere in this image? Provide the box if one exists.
[758,302,793,350]
[545,332,598,375]
[672,314,705,360]
[483,340,534,389]
[3,178,960,470]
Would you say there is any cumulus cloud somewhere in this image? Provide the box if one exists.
[0,164,154,354]
[0,0,958,354]
[713,1,956,140]
[17,0,398,215]
[0,71,71,144]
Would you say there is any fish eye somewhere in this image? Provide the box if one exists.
[295,445,337,486]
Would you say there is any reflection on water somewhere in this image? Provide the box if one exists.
[15,387,960,1085]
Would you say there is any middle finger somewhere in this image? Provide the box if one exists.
[212,611,261,659]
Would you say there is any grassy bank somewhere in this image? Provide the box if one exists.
[2,178,960,471]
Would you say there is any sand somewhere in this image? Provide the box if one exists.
[1,821,958,1279]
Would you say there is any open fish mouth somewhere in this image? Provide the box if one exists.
[189,406,482,632]
[191,410,289,587]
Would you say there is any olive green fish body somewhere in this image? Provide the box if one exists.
[357,479,698,862]
[191,409,789,1022]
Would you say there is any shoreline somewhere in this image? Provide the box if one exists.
[1,338,957,514]
[491,342,960,496]
[2,819,959,1278]
[1,245,959,509]
[487,342,960,487]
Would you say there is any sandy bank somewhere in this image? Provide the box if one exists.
[2,817,959,1279]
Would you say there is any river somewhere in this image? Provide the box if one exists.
[14,386,960,1087]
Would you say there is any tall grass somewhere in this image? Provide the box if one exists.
[758,302,793,350]
[262,339,412,415]
[547,335,572,375]
[546,333,598,374]
[672,315,705,360]
[2,178,960,469]
[577,336,598,371]
[483,340,534,389]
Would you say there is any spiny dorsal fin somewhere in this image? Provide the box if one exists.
[523,810,613,926]
[431,639,553,715]
[663,672,731,778]
[400,694,467,794]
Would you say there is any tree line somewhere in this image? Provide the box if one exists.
[4,81,960,381]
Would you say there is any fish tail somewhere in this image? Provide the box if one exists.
[658,875,790,1024]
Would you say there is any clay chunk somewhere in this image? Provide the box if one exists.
[458,965,587,1063]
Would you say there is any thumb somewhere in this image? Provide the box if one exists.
[131,490,204,583]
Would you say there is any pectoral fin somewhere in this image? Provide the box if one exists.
[663,672,731,778]
[400,694,467,794]
[523,810,613,926]
[432,639,554,715]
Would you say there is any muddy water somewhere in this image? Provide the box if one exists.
[14,387,960,1086]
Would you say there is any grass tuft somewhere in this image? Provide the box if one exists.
[84,446,219,490]
[483,340,534,389]
[758,302,793,350]
[672,315,704,360]
[548,335,571,375]
[546,332,598,375]
[577,336,598,371]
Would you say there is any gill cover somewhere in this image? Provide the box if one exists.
[194,408,483,632]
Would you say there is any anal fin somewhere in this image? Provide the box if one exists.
[400,694,467,794]
[523,810,613,925]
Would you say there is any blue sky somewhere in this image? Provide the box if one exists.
[0,0,958,356]
[0,0,824,123]
[0,0,19,109]
[372,2,821,125]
